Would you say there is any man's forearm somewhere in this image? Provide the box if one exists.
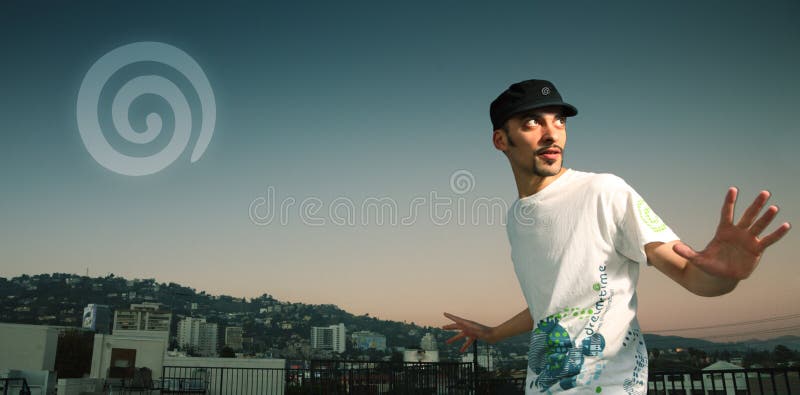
[646,241,739,297]
[487,308,534,344]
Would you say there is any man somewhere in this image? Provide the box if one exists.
[442,79,791,394]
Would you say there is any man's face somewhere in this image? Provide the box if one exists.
[496,106,567,177]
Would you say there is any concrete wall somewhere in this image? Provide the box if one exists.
[90,333,168,379]
[55,378,104,395]
[0,323,58,371]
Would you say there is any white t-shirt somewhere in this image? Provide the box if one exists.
[506,169,679,395]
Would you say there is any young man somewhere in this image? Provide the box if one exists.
[442,79,791,394]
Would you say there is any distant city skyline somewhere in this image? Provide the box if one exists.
[1,1,798,344]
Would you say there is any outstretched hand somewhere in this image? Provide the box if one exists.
[442,312,494,353]
[673,188,791,280]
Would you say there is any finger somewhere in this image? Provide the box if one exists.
[736,190,770,229]
[672,242,700,261]
[442,323,460,330]
[460,337,475,353]
[446,333,465,344]
[442,322,469,331]
[719,187,737,227]
[749,205,778,236]
[759,222,791,250]
[443,312,466,324]
[444,313,478,330]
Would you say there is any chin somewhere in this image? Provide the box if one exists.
[533,162,562,177]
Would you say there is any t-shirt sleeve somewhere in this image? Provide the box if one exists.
[611,179,680,265]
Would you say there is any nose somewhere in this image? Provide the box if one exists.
[540,121,561,144]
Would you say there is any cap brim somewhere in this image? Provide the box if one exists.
[507,101,578,119]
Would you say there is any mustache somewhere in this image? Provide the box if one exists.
[535,145,564,155]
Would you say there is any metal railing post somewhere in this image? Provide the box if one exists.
[473,340,479,394]
[218,368,224,395]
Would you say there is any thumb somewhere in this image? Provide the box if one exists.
[672,242,699,261]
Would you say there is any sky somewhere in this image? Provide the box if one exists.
[1,1,798,342]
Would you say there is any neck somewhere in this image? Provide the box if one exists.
[513,167,568,198]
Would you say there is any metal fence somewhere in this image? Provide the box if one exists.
[159,364,800,395]
[0,378,32,395]
[162,361,474,395]
[648,367,800,395]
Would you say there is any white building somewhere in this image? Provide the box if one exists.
[0,323,59,371]
[177,317,219,357]
[404,349,440,363]
[311,323,346,353]
[225,326,244,351]
[90,332,168,380]
[113,302,171,341]
[0,323,86,394]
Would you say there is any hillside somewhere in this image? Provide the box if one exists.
[1,273,796,368]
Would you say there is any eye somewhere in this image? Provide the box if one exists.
[522,118,539,130]
[555,117,566,127]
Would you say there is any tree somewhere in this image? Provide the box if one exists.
[773,345,794,365]
[390,351,404,362]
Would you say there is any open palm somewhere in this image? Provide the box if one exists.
[673,188,791,279]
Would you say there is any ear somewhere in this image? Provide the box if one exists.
[492,129,508,152]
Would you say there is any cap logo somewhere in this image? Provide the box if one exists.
[541,87,551,96]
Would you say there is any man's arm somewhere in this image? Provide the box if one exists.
[646,188,790,297]
[646,241,737,296]
[442,308,533,352]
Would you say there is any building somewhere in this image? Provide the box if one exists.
[82,303,112,334]
[420,333,437,351]
[351,330,387,351]
[0,323,60,394]
[91,332,168,380]
[113,302,171,340]
[225,326,244,351]
[404,349,439,363]
[177,317,219,357]
[311,323,346,353]
[0,323,59,371]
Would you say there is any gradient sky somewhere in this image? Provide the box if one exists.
[1,1,798,342]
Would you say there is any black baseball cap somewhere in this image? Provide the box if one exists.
[490,79,578,130]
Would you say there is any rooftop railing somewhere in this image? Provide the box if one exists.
[156,363,799,395]
[0,377,32,395]
[648,367,800,395]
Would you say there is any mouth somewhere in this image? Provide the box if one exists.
[536,147,562,161]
